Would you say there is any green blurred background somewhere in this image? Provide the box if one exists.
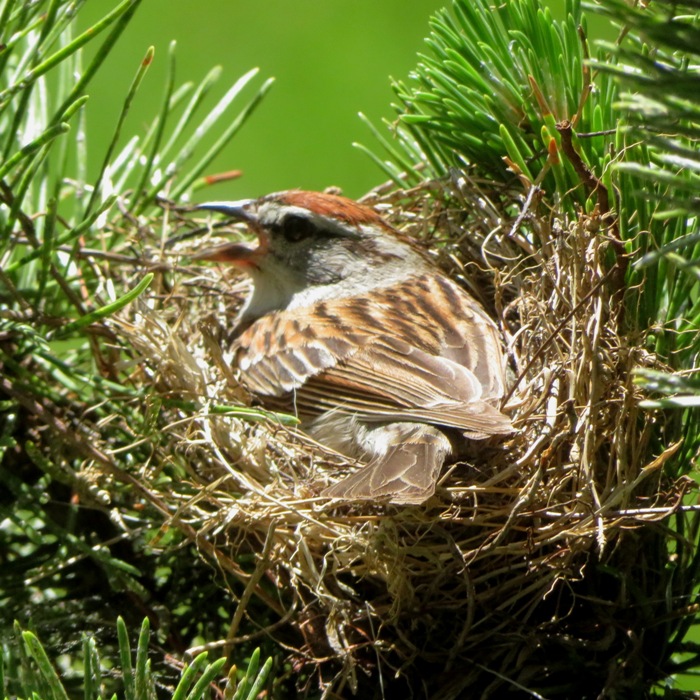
[78,0,448,201]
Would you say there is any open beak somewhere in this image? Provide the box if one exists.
[193,200,268,268]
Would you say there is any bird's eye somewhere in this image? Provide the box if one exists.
[281,214,316,243]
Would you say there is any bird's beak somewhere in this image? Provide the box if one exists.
[195,200,257,223]
[193,200,268,268]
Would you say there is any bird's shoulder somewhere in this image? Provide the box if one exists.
[236,272,495,354]
[233,273,507,400]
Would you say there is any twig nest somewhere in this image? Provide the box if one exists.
[113,178,681,698]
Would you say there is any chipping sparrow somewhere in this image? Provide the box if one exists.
[195,190,512,505]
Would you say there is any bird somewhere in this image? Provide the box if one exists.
[193,190,512,505]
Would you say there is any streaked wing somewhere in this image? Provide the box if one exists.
[235,273,511,435]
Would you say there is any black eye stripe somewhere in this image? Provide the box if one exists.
[280,214,316,243]
[267,212,361,243]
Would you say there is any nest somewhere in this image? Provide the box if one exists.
[111,176,687,698]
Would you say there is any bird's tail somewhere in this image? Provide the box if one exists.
[322,423,450,505]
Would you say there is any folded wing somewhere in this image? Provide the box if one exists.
[235,273,512,436]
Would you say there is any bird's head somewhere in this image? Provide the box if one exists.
[194,190,428,320]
